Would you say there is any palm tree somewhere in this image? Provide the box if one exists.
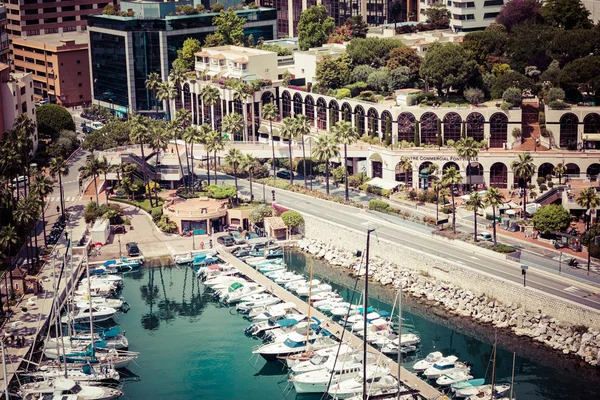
[15,195,38,270]
[397,156,412,189]
[181,125,198,193]
[156,81,177,121]
[577,187,600,231]
[31,173,53,246]
[554,162,566,185]
[455,137,481,190]
[261,103,279,177]
[222,113,244,142]
[145,72,162,118]
[427,162,440,178]
[206,130,225,184]
[232,82,252,141]
[168,120,187,193]
[169,67,188,117]
[313,134,341,195]
[294,114,311,189]
[200,85,221,130]
[149,122,169,205]
[241,154,258,202]
[129,113,152,206]
[279,117,297,186]
[0,224,18,306]
[49,157,69,218]
[442,167,463,233]
[333,120,359,201]
[79,155,101,206]
[511,153,535,220]
[97,156,111,205]
[431,177,442,222]
[484,187,505,245]
[197,124,213,186]
[466,191,485,242]
[224,148,244,202]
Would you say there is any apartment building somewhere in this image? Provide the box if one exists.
[0,63,38,151]
[12,31,90,106]
[195,45,279,82]
[418,0,504,32]
[0,4,8,63]
[3,0,118,38]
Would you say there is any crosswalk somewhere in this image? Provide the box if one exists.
[563,286,580,293]
[45,196,82,203]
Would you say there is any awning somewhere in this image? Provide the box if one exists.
[583,134,600,141]
[526,203,541,214]
[365,177,399,191]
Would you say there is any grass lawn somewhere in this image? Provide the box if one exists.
[111,197,164,213]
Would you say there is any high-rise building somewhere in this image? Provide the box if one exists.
[3,0,118,38]
[0,4,9,63]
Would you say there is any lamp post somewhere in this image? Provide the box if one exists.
[118,234,122,258]
[263,182,266,204]
[309,137,313,191]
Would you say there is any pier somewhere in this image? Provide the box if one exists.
[218,251,444,400]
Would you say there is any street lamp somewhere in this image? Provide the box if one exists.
[118,234,122,258]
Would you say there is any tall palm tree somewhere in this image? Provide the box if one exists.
[577,187,600,231]
[79,155,101,206]
[49,157,69,218]
[169,67,187,115]
[241,154,258,202]
[197,124,213,186]
[206,129,224,184]
[397,156,412,189]
[200,85,221,130]
[427,163,440,179]
[30,173,53,246]
[224,148,244,202]
[466,191,485,242]
[156,81,177,121]
[232,82,252,141]
[294,114,311,189]
[484,187,505,245]
[261,103,279,177]
[442,166,463,233]
[182,125,201,193]
[431,177,442,222]
[554,161,566,185]
[222,113,244,142]
[149,122,169,205]
[313,134,341,195]
[279,117,297,186]
[96,156,111,205]
[129,113,152,206]
[168,120,187,193]
[145,72,162,118]
[455,137,481,190]
[333,120,359,201]
[0,224,18,305]
[15,195,38,270]
[511,153,535,220]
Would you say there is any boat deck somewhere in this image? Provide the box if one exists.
[218,251,443,400]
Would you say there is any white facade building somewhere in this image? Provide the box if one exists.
[420,0,504,32]
[195,46,279,83]
[1,69,38,153]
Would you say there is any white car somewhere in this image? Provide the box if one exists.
[476,232,492,241]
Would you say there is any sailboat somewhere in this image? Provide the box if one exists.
[19,377,123,399]
[21,364,120,384]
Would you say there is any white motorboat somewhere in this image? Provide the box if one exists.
[245,256,268,265]
[73,286,117,298]
[245,313,306,336]
[297,283,332,297]
[178,250,217,265]
[423,356,466,379]
[352,317,393,333]
[290,344,355,373]
[258,263,286,274]
[413,351,444,372]
[457,384,511,398]
[326,366,395,399]
[19,377,123,400]
[331,304,360,317]
[204,276,247,289]
[61,306,118,324]
[46,333,128,353]
[23,364,120,384]
[80,274,123,287]
[311,292,343,305]
[380,333,421,354]
[72,296,125,310]
[252,330,327,361]
[236,294,281,313]
[223,283,265,304]
[77,280,119,292]
[284,279,308,291]
[274,272,304,285]
[249,301,297,320]
[291,279,322,294]
[436,369,474,386]
[198,264,238,281]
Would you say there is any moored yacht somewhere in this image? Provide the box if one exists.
[252,330,327,361]
[19,377,123,400]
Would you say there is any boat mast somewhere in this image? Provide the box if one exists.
[490,331,497,400]
[306,253,313,346]
[509,352,516,400]
[86,255,95,354]
[1,339,9,399]
[397,282,402,399]
[53,255,67,378]
[363,228,375,400]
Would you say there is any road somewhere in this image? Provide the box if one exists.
[207,169,600,312]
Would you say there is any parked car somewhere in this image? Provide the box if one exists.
[476,232,493,241]
[126,242,140,256]
[276,170,292,179]
[228,231,245,245]
[217,236,235,247]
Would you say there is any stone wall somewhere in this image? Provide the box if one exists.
[301,213,600,366]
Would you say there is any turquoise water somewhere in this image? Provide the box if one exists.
[118,252,600,400]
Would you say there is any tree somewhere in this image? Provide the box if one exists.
[83,121,132,151]
[419,42,477,96]
[496,0,543,32]
[281,210,304,233]
[484,187,505,245]
[224,148,243,202]
[145,72,162,116]
[333,121,359,201]
[36,104,75,140]
[279,117,297,185]
[148,122,169,205]
[213,8,247,46]
[328,24,353,44]
[506,24,555,72]
[200,85,221,130]
[156,81,177,121]
[222,112,244,142]
[559,56,600,95]
[581,223,600,272]
[502,87,523,107]
[367,69,389,93]
[0,224,18,303]
[397,157,412,188]
[312,134,340,195]
[553,162,566,184]
[490,71,535,99]
[297,5,335,51]
[576,187,600,231]
[346,37,405,68]
[173,110,191,192]
[240,154,258,201]
[129,114,152,205]
[315,54,352,89]
[386,47,422,78]
[173,37,201,71]
[462,30,508,67]
[294,115,311,189]
[532,204,571,234]
[442,167,463,233]
[49,157,69,218]
[542,0,592,30]
[352,65,376,83]
[387,67,410,91]
[261,103,279,178]
[250,204,274,225]
[206,129,225,184]
[345,15,368,39]
[464,88,484,105]
[511,153,535,220]
[79,155,102,206]
[206,185,236,199]
[422,3,450,24]
[30,172,53,246]
[196,124,213,186]
[466,191,485,242]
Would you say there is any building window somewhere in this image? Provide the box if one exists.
[25,57,34,63]
[43,7,57,13]
[76,60,81,64]
[22,102,27,113]
[81,26,86,31]
[31,95,33,101]
[15,66,24,72]
[49,85,55,90]
[483,12,500,19]
[48,62,53,67]
[14,55,24,61]
[454,1,475,8]
[78,83,82,87]
[20,87,26,95]
[25,19,39,26]
[26,30,40,36]
[80,95,84,99]
[77,71,81,76]
[37,71,46,77]
[45,28,59,34]
[35,59,44,66]
[25,9,38,15]
[62,5,75,11]
[484,0,504,5]
[63,16,76,22]
[24,0,37,4]
[44,18,57,23]
[80,4,93,10]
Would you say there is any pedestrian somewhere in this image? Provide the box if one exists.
[56,205,60,214]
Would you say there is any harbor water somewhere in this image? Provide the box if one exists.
[118,251,600,399]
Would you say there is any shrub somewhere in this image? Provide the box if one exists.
[547,87,565,103]
[464,87,484,105]
[539,184,547,192]
[359,184,392,198]
[548,181,554,188]
[502,87,522,107]
[548,100,569,109]
[151,207,163,223]
[536,176,546,186]
[538,111,545,125]
[500,101,511,112]
[157,215,178,233]
[407,92,425,106]
[369,199,391,212]
[281,210,304,230]
[206,185,236,199]
[36,104,75,140]
[348,172,367,188]
[512,128,521,138]
[408,189,417,200]
[344,81,368,97]
[249,204,273,225]
[335,88,351,99]
[493,244,516,253]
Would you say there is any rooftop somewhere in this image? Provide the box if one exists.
[12,31,89,48]
[196,45,275,58]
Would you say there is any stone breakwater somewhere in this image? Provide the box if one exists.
[297,237,600,367]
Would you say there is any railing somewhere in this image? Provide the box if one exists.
[163,204,228,218]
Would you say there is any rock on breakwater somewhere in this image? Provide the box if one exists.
[297,237,600,367]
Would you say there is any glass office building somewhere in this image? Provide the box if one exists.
[88,3,277,114]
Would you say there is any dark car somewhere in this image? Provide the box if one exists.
[113,225,126,234]
[276,170,292,179]
[217,236,235,247]
[126,242,140,256]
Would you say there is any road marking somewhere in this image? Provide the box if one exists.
[470,256,479,260]
[563,286,580,293]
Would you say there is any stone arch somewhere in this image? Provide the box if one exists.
[305,95,315,126]
[367,108,379,136]
[587,163,600,178]
[369,152,383,178]
[293,93,303,116]
[443,162,460,174]
[489,113,508,148]
[559,113,578,147]
[584,113,600,133]
[490,162,508,188]
[397,112,416,143]
[538,162,554,179]
[420,112,438,145]
[395,161,413,186]
[317,97,327,130]
[341,102,352,122]
[261,91,274,106]
[281,91,292,118]
[443,112,462,144]
[565,163,580,177]
[329,99,340,126]
[467,162,484,178]
[381,111,393,143]
[355,105,365,134]
[466,112,485,142]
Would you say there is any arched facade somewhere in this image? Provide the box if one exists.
[560,113,578,147]
[443,162,460,173]
[489,113,507,148]
[466,112,484,142]
[587,163,600,178]
[293,92,303,116]
[381,111,393,143]
[317,97,327,130]
[565,163,580,177]
[305,95,315,126]
[192,93,198,125]
[467,163,484,178]
[584,113,600,133]
[420,112,438,145]
[490,162,508,188]
[538,162,554,179]
[341,102,352,122]
[367,108,379,136]
[395,161,413,186]
[370,153,383,178]
[261,91,274,105]
[329,100,340,126]
[355,105,365,134]
[214,101,223,131]
[282,91,291,118]
[397,112,416,143]
[443,112,462,144]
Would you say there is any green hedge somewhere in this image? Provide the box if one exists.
[369,199,391,212]
[359,184,392,198]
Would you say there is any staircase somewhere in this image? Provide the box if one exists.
[123,152,157,179]
[513,101,549,151]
